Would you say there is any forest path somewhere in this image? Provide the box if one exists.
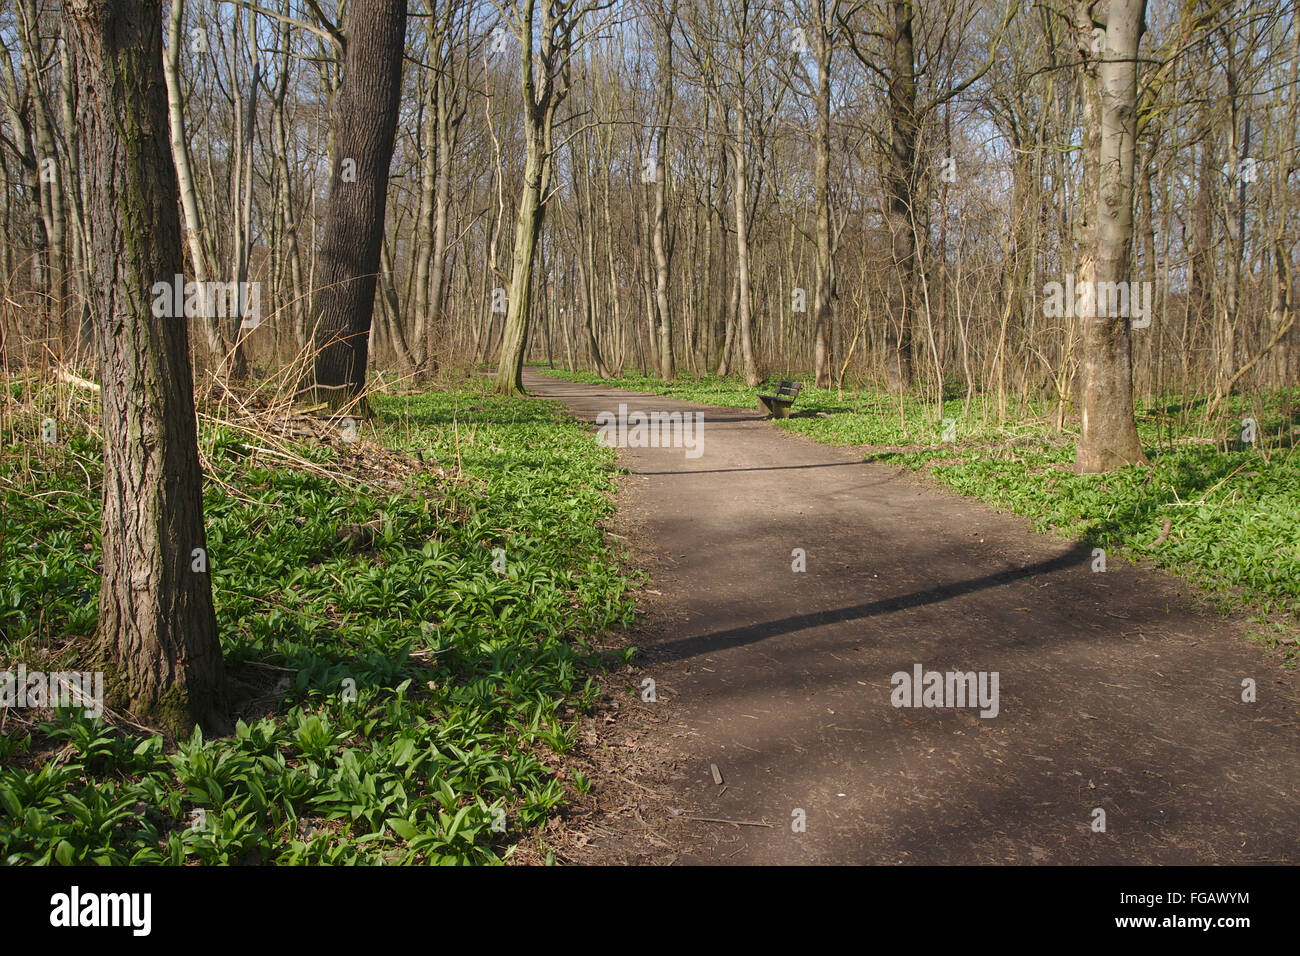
[526,370,1298,865]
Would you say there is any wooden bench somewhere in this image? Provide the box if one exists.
[758,380,802,419]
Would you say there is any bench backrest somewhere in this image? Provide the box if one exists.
[774,381,802,398]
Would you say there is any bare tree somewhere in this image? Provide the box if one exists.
[412,0,469,373]
[1,0,1294,465]
[647,0,677,379]
[493,0,607,395]
[163,0,234,372]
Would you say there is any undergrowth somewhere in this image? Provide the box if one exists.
[0,381,635,864]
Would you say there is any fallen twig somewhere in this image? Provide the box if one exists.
[671,810,772,828]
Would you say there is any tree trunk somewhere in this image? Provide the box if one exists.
[494,0,572,395]
[884,0,918,392]
[496,133,548,394]
[17,0,67,339]
[163,0,217,349]
[412,69,438,369]
[813,6,834,388]
[651,4,676,379]
[424,72,457,372]
[731,90,760,386]
[1074,0,1149,472]
[600,142,623,374]
[271,6,306,350]
[67,0,225,736]
[575,135,611,377]
[312,0,408,407]
[1268,19,1299,385]
[380,236,414,367]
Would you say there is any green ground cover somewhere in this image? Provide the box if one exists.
[0,382,634,864]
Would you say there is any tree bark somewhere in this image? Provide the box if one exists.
[1075,0,1149,472]
[650,2,676,379]
[494,0,574,395]
[421,48,461,374]
[67,0,225,736]
[312,0,408,407]
[17,0,67,338]
[884,0,918,392]
[812,3,835,388]
[575,130,611,376]
[496,130,550,394]
[731,86,760,386]
[163,0,227,365]
[270,4,306,349]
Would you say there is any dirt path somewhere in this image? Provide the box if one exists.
[526,370,1298,865]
